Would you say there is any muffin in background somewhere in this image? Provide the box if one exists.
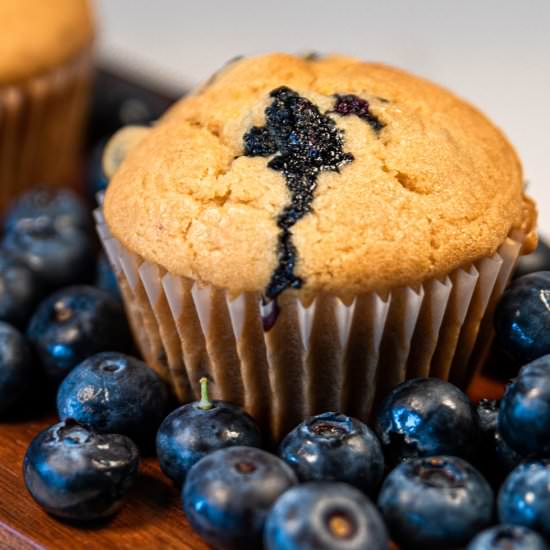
[0,0,95,213]
[98,53,537,440]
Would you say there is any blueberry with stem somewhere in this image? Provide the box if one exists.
[157,377,262,486]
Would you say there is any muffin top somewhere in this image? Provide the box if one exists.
[0,0,94,85]
[104,53,536,300]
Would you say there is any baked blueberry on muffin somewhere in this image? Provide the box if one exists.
[99,53,536,439]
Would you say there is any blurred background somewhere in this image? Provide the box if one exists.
[95,0,550,235]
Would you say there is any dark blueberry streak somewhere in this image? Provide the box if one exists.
[244,86,353,300]
[332,94,385,133]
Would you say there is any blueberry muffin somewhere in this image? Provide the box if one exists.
[0,0,95,212]
[100,53,536,439]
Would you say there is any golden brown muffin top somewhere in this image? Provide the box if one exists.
[105,53,536,299]
[0,0,94,84]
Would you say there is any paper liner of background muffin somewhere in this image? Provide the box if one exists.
[96,199,524,440]
[0,50,93,213]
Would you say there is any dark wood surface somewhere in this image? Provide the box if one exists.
[0,372,504,550]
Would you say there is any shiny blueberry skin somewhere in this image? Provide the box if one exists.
[27,286,132,382]
[475,399,522,483]
[495,272,550,364]
[183,446,298,550]
[495,431,523,475]
[514,238,550,279]
[23,419,139,521]
[2,218,95,290]
[0,252,43,328]
[0,322,33,413]
[95,253,121,301]
[4,186,92,234]
[498,356,550,456]
[278,412,384,495]
[264,482,389,550]
[478,399,499,437]
[374,378,479,466]
[468,525,549,550]
[57,352,167,444]
[498,460,550,537]
[156,400,262,486]
[378,456,493,549]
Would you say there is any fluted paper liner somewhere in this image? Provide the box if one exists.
[0,50,93,213]
[96,203,524,439]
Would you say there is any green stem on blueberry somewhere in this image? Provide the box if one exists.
[198,377,212,410]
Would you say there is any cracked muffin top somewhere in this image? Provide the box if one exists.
[104,53,536,300]
[0,0,94,85]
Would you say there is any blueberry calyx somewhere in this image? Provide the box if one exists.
[325,510,357,540]
[235,461,257,474]
[54,420,95,447]
[416,457,466,489]
[53,301,73,323]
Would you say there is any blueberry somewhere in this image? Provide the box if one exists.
[2,218,95,290]
[378,456,493,549]
[495,431,523,475]
[0,252,43,328]
[477,399,499,436]
[278,412,384,495]
[498,356,550,456]
[3,186,92,234]
[514,237,550,279]
[476,400,523,485]
[0,322,33,413]
[23,419,139,521]
[264,482,389,550]
[499,460,550,538]
[156,378,261,486]
[183,446,297,550]
[27,286,132,382]
[374,378,479,466]
[494,271,550,364]
[57,352,167,445]
[95,252,121,301]
[468,525,549,550]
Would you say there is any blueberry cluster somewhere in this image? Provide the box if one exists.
[0,186,168,519]
[2,180,550,546]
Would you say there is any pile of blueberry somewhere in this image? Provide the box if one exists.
[3,185,550,549]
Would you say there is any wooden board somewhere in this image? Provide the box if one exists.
[0,372,504,550]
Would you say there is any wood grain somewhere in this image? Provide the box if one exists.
[0,371,504,549]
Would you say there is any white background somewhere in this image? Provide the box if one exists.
[95,0,550,236]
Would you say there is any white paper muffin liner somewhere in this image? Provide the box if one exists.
[96,203,524,439]
[0,49,93,213]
